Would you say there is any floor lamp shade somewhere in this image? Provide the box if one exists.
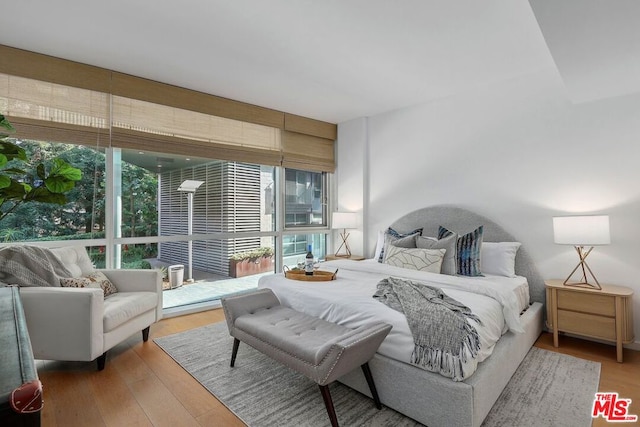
[552,215,610,289]
[332,212,357,257]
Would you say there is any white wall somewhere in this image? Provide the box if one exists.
[335,65,640,348]
[332,118,367,256]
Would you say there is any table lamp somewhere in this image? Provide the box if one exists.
[332,212,357,257]
[553,215,610,290]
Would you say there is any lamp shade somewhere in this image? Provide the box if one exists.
[332,212,357,230]
[553,215,610,245]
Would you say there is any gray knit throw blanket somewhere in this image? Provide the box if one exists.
[0,245,72,287]
[373,276,483,380]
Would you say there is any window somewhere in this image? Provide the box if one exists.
[0,137,106,242]
[282,168,328,260]
[282,233,326,268]
[284,169,327,227]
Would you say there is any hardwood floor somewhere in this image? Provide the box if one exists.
[36,308,638,427]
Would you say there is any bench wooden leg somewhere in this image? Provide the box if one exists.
[361,362,382,409]
[230,338,240,367]
[319,384,339,427]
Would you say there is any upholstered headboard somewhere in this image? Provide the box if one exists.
[389,205,545,305]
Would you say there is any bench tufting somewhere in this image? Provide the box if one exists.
[221,288,392,427]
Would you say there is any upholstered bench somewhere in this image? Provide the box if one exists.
[221,288,392,427]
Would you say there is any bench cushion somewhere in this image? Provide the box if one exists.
[236,306,353,365]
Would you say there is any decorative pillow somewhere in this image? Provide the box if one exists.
[383,246,446,273]
[438,225,484,276]
[377,227,423,263]
[416,235,456,275]
[389,233,418,248]
[60,270,118,298]
[481,242,521,277]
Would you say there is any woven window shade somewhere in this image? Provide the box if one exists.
[112,96,280,148]
[0,73,109,146]
[0,45,336,171]
[281,131,335,172]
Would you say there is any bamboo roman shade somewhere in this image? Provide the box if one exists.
[281,131,335,172]
[110,96,282,166]
[0,44,336,171]
[0,73,110,146]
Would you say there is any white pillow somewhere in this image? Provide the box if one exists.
[373,230,385,261]
[480,242,521,277]
[383,246,446,273]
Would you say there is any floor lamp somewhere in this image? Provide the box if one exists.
[332,212,357,257]
[553,215,610,290]
[178,180,204,283]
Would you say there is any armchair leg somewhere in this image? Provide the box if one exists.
[97,352,107,371]
[142,326,150,342]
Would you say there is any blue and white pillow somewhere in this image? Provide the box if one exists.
[438,225,484,276]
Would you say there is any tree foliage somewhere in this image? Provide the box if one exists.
[0,115,83,225]
[0,115,159,241]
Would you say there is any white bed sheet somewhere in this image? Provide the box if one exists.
[258,259,530,381]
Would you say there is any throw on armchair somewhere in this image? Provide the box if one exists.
[1,245,163,370]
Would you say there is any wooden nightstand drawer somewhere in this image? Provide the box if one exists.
[557,289,615,316]
[557,309,616,341]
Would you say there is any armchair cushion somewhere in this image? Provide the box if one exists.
[103,292,159,332]
[50,246,95,277]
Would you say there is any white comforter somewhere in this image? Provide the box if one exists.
[258,259,530,381]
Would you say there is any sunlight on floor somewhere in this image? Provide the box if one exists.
[162,273,269,310]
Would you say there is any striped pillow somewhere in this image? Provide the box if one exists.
[438,225,484,276]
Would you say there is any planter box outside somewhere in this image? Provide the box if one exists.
[229,256,274,278]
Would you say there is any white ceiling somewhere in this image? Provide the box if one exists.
[1,1,639,124]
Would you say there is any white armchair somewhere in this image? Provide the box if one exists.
[18,246,163,370]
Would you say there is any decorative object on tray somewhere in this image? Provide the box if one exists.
[552,215,610,289]
[283,266,338,281]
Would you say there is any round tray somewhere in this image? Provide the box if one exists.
[283,269,337,281]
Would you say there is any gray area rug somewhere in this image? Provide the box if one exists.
[155,322,600,427]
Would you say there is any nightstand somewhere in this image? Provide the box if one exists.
[324,254,366,261]
[545,279,634,362]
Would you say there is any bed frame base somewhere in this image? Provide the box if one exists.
[338,302,543,427]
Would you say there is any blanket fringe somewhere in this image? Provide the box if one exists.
[410,322,482,382]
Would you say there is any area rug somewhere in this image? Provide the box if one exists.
[155,322,600,427]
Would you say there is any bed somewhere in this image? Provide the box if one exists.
[258,206,545,427]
